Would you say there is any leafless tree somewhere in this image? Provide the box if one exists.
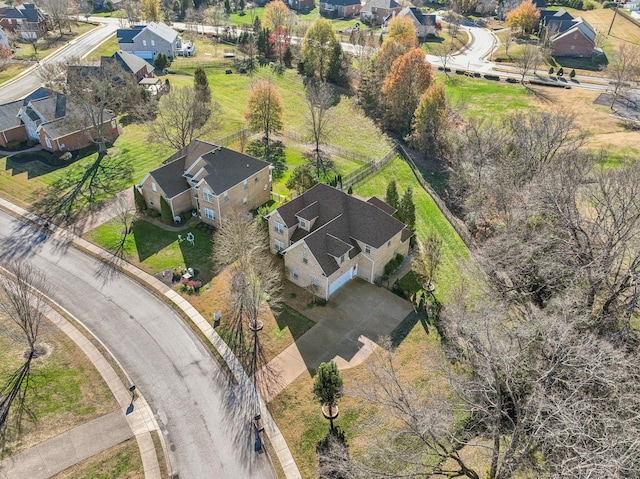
[148,86,220,151]
[515,44,540,82]
[432,41,456,76]
[607,43,640,108]
[122,0,142,25]
[502,28,514,59]
[40,0,72,37]
[0,262,51,450]
[304,80,335,178]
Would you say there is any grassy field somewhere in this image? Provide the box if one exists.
[566,7,640,51]
[0,62,28,85]
[0,314,116,458]
[83,216,215,282]
[11,22,98,61]
[51,438,143,479]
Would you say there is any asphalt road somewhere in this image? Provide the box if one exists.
[0,210,275,479]
[0,22,119,102]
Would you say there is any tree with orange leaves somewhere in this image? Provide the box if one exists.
[382,48,434,135]
[506,0,540,34]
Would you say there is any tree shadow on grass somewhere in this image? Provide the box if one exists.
[130,220,178,262]
[275,304,316,341]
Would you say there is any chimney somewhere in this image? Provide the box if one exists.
[54,93,66,119]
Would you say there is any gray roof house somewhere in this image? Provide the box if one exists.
[360,0,402,25]
[116,22,181,60]
[385,7,436,38]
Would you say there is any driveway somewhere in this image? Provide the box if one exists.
[259,279,415,402]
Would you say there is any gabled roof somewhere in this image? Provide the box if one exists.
[360,0,401,13]
[116,25,145,44]
[0,100,23,131]
[1,3,45,21]
[150,140,271,199]
[276,183,411,276]
[367,196,396,215]
[143,22,179,43]
[396,7,436,26]
[551,16,596,43]
[323,0,360,6]
[111,50,154,76]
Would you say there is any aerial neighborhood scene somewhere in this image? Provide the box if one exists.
[0,0,639,476]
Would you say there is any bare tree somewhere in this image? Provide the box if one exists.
[39,0,72,37]
[515,44,540,82]
[0,262,51,450]
[607,43,640,108]
[432,41,456,76]
[304,80,335,178]
[502,28,514,59]
[149,86,220,150]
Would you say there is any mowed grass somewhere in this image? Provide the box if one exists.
[51,438,143,479]
[83,216,214,282]
[0,315,116,457]
[565,7,640,51]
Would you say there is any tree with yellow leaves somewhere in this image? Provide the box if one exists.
[384,16,418,49]
[263,0,291,32]
[506,0,540,34]
[141,0,160,22]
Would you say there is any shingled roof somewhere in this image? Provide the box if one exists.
[275,183,411,276]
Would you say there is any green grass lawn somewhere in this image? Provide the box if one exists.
[83,216,215,282]
[51,439,142,479]
[12,22,98,61]
[0,62,28,86]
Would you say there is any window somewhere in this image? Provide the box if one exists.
[300,219,307,229]
[143,39,147,46]
[243,197,248,205]
[365,244,371,254]
[292,268,299,279]
[274,221,284,234]
[44,136,51,149]
[387,241,391,247]
[151,39,155,46]
[224,192,229,201]
[302,250,308,264]
[275,239,285,252]
[340,255,345,264]
[151,182,157,192]
[149,197,154,206]
[205,208,216,220]
[243,179,248,190]
[255,176,259,183]
[203,188,213,203]
[312,278,318,286]
[571,45,576,50]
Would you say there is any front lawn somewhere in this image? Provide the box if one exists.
[83,216,214,283]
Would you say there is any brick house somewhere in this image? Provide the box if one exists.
[67,50,155,88]
[0,88,119,151]
[266,183,412,300]
[540,12,596,58]
[360,0,401,26]
[138,140,272,225]
[320,0,361,19]
[0,3,49,39]
[384,7,436,38]
[286,0,315,11]
[116,22,181,60]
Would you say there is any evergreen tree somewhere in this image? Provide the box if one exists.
[347,185,353,194]
[397,187,416,229]
[326,42,346,86]
[253,15,261,33]
[154,52,169,72]
[283,45,293,68]
[224,0,231,15]
[160,196,173,224]
[193,66,211,103]
[385,180,399,210]
[134,186,147,213]
[313,361,344,431]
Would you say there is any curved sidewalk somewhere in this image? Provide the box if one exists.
[0,197,301,479]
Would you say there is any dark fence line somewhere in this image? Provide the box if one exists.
[396,144,474,248]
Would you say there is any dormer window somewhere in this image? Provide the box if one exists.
[365,244,371,254]
[300,219,307,229]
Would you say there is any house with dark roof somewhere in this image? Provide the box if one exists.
[0,26,10,50]
[116,22,181,60]
[384,7,436,38]
[320,0,361,19]
[360,0,401,26]
[0,3,49,39]
[266,183,412,299]
[539,10,596,57]
[137,140,272,225]
[0,88,119,151]
[67,50,155,88]
[286,0,315,12]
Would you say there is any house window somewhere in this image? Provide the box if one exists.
[340,255,345,263]
[151,182,157,192]
[243,179,248,189]
[243,197,248,205]
[571,45,576,50]
[255,176,259,183]
[143,39,147,46]
[387,241,391,247]
[300,219,307,229]
[149,197,154,206]
[203,188,213,203]
[44,136,51,149]
[302,250,308,264]
[312,278,318,286]
[224,192,229,201]
[275,239,285,252]
[205,208,216,220]
[365,244,371,254]
[151,39,155,46]
[274,221,284,234]
[292,268,299,279]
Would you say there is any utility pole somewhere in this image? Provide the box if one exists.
[608,0,620,36]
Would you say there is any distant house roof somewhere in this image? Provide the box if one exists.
[388,7,436,26]
[111,50,154,76]
[0,99,23,131]
[274,183,411,276]
[149,140,271,199]
[322,0,360,6]
[143,22,179,43]
[360,0,400,12]
[551,16,596,43]
[117,22,178,45]
[116,25,145,44]
[0,3,48,22]
[540,8,575,33]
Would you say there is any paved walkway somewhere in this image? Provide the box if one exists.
[259,279,415,402]
[0,195,301,479]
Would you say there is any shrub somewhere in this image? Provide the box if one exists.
[5,141,21,150]
[557,67,564,76]
[395,253,404,264]
[569,69,576,78]
[549,66,554,75]
[347,186,353,194]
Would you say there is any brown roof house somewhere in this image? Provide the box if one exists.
[286,0,315,12]
[266,183,412,300]
[138,140,272,225]
[360,0,402,26]
[320,0,361,19]
[0,88,119,151]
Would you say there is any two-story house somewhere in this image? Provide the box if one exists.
[320,0,362,18]
[0,3,49,39]
[360,0,401,26]
[0,88,120,151]
[385,7,436,38]
[267,183,412,300]
[116,22,181,60]
[138,140,272,225]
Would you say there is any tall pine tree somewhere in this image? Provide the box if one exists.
[397,187,416,229]
[193,67,211,103]
[385,180,399,210]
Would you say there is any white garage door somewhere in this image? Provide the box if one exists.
[329,265,357,296]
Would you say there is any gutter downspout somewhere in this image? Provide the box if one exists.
[216,193,222,226]
[325,275,329,301]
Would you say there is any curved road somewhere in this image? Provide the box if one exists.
[0,210,275,479]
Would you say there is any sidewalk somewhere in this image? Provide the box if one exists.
[0,196,301,479]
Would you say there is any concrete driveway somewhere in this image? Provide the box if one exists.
[259,278,415,402]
